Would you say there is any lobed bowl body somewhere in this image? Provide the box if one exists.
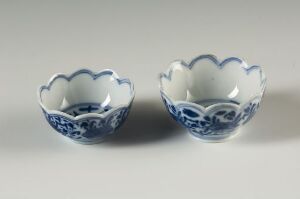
[38,69,134,144]
[159,55,266,142]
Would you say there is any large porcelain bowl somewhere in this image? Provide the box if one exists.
[38,69,134,144]
[159,54,266,142]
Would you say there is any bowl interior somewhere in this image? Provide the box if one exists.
[40,72,132,116]
[161,59,265,107]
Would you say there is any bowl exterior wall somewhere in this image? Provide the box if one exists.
[161,92,262,141]
[41,106,130,144]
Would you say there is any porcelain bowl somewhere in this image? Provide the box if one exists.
[159,54,266,142]
[38,69,134,144]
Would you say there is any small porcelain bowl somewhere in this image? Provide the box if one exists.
[38,69,134,144]
[159,54,266,142]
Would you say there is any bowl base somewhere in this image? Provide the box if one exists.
[70,137,107,145]
[188,129,240,143]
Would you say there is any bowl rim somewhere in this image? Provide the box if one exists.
[159,54,267,110]
[37,68,135,121]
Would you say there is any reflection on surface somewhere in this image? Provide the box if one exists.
[101,94,111,108]
[228,85,239,99]
[193,99,240,107]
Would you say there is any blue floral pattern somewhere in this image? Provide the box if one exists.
[161,92,261,140]
[42,106,129,144]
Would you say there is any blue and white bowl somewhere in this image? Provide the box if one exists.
[159,54,266,142]
[38,69,134,144]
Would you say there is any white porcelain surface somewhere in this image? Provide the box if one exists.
[160,55,266,107]
[39,69,134,118]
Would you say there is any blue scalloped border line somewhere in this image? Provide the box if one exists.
[160,54,266,89]
[39,69,134,101]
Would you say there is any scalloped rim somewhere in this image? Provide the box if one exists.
[37,68,135,121]
[159,54,267,110]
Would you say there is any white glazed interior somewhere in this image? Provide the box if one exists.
[160,56,266,107]
[38,69,134,117]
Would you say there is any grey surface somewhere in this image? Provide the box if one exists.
[0,0,300,198]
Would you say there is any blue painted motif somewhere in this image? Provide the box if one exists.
[42,106,129,143]
[61,103,112,117]
[161,92,261,139]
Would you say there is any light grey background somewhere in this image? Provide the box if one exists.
[0,0,300,198]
